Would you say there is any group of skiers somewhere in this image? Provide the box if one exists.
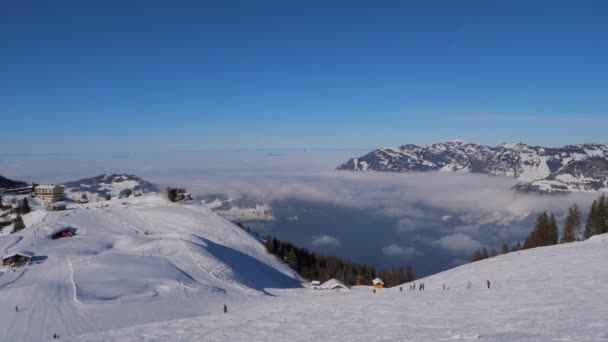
[377,280,492,293]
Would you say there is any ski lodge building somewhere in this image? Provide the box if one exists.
[34,185,66,202]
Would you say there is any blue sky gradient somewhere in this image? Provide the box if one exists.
[1,0,607,153]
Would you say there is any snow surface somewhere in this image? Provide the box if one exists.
[0,194,300,341]
[74,234,608,341]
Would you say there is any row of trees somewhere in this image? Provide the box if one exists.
[525,194,608,249]
[264,235,415,287]
[472,194,608,263]
[470,241,522,262]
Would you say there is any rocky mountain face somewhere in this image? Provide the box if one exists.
[337,140,608,193]
[62,173,158,200]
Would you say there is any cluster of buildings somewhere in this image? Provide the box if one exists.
[310,278,385,290]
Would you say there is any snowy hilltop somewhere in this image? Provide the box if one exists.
[61,173,158,201]
[74,233,608,341]
[0,194,301,340]
[337,140,608,193]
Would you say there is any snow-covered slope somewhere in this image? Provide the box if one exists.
[0,194,300,340]
[73,234,608,341]
[62,173,158,201]
[337,141,608,193]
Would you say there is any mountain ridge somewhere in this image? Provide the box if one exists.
[337,141,608,193]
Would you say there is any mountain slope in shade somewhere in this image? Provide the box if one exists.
[337,140,608,193]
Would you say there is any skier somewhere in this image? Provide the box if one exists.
[486,280,491,289]
[399,286,403,292]
[223,304,228,314]
[467,281,472,289]
[15,306,18,312]
[419,282,424,291]
[443,283,446,290]
[373,288,376,294]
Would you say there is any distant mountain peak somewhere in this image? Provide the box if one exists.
[337,141,608,193]
[62,173,158,200]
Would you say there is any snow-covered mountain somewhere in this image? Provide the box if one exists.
[337,140,608,193]
[62,173,158,201]
[0,194,300,340]
[75,234,608,341]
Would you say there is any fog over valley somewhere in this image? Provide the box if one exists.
[2,150,597,276]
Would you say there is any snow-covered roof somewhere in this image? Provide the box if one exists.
[3,250,34,258]
[36,185,61,190]
[320,278,348,290]
[372,278,384,285]
[311,280,321,286]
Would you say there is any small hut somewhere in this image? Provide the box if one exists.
[372,278,385,289]
[310,280,321,289]
[2,251,34,267]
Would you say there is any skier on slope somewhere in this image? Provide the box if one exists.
[419,282,424,291]
[486,280,491,289]
[224,304,228,314]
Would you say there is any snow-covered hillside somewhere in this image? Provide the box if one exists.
[0,194,300,341]
[74,234,608,341]
[62,173,158,201]
[337,140,608,193]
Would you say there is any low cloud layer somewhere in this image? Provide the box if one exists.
[2,150,599,267]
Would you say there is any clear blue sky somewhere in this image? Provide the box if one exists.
[1,0,607,153]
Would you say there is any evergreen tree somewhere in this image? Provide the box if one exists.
[287,249,298,269]
[470,248,483,262]
[13,215,25,232]
[547,214,559,245]
[501,243,509,254]
[166,187,178,202]
[405,265,415,282]
[561,204,581,243]
[511,241,521,252]
[598,194,608,234]
[481,247,489,259]
[584,199,602,239]
[524,212,548,249]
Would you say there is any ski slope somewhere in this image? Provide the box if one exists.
[0,194,301,341]
[75,234,608,341]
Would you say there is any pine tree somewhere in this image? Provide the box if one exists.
[470,248,482,262]
[405,265,415,282]
[287,249,298,269]
[166,187,178,202]
[598,194,608,234]
[511,241,521,252]
[13,215,25,232]
[501,243,509,254]
[584,199,601,239]
[547,214,558,245]
[561,204,581,243]
[481,247,489,259]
